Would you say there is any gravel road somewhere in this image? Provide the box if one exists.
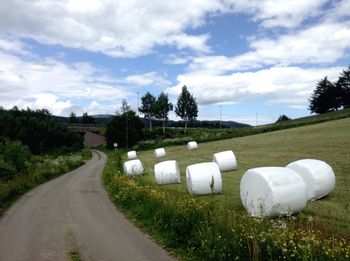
[0,150,174,261]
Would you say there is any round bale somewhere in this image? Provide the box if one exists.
[286,159,335,201]
[187,141,198,150]
[186,162,222,195]
[240,167,307,217]
[154,148,166,158]
[213,150,237,172]
[123,159,144,176]
[127,150,137,160]
[154,160,181,185]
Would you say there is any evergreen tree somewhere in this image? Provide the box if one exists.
[175,86,198,134]
[154,92,173,135]
[336,66,350,108]
[138,92,156,131]
[309,77,342,114]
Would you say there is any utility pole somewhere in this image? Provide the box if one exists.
[255,112,258,127]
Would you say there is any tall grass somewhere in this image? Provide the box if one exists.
[103,150,350,260]
[0,149,91,215]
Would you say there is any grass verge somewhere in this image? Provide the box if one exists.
[103,149,349,260]
[0,149,92,216]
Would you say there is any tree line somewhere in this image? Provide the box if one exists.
[106,85,198,148]
[309,66,350,114]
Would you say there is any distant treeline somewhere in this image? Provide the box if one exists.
[57,114,250,128]
[0,107,83,154]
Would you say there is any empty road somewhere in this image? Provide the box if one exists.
[0,150,174,261]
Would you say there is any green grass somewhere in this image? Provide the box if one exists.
[0,149,92,216]
[137,118,350,238]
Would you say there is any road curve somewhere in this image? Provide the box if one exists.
[0,150,174,261]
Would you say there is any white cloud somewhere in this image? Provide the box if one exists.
[124,72,171,87]
[166,66,344,107]
[0,0,226,57]
[224,0,328,28]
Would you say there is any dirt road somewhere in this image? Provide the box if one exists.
[0,150,174,261]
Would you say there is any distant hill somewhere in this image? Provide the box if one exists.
[57,114,250,128]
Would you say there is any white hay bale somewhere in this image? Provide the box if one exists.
[286,159,335,201]
[240,167,307,217]
[154,148,166,158]
[213,150,237,172]
[123,159,144,176]
[154,160,181,185]
[186,162,222,195]
[127,150,137,159]
[187,141,198,150]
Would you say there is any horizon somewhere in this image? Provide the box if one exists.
[1,1,349,125]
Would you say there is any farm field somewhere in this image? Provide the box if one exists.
[136,117,350,237]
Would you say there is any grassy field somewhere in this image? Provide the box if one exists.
[135,117,350,238]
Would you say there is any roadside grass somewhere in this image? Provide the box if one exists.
[104,118,350,260]
[0,149,92,216]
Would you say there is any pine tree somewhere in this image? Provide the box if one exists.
[175,86,198,134]
[336,66,350,108]
[309,77,342,114]
[68,112,78,123]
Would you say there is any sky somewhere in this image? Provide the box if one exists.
[0,0,349,125]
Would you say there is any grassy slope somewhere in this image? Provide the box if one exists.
[136,117,350,237]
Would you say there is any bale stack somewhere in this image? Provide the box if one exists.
[186,162,222,195]
[240,167,308,217]
[213,150,237,172]
[187,141,198,150]
[154,160,181,185]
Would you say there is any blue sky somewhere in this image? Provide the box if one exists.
[0,0,349,125]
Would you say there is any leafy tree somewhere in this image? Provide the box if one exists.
[105,111,144,149]
[138,92,156,131]
[154,92,173,135]
[82,112,95,124]
[0,107,83,154]
[175,86,198,134]
[336,66,350,108]
[276,115,291,123]
[68,112,78,123]
[309,77,342,114]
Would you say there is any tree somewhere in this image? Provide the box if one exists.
[336,66,350,108]
[120,99,131,114]
[138,92,156,131]
[82,112,96,124]
[276,114,291,123]
[309,77,342,114]
[68,112,78,123]
[105,111,144,149]
[175,85,198,134]
[154,92,173,135]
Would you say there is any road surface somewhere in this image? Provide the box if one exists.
[0,150,174,261]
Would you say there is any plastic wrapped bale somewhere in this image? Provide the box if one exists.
[187,141,198,150]
[240,167,307,217]
[127,151,137,160]
[286,159,336,201]
[154,148,166,158]
[186,162,222,195]
[213,150,237,172]
[123,159,144,176]
[154,160,181,185]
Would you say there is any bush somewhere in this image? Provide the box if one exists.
[0,139,31,179]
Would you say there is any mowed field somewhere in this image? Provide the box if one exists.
[135,118,350,237]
